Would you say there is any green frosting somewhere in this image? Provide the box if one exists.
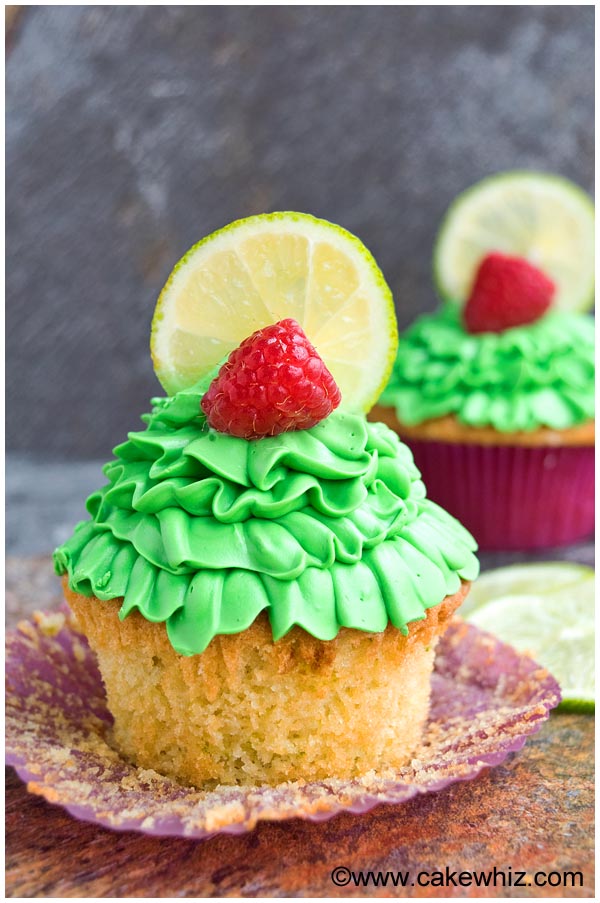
[54,380,478,656]
[380,304,595,432]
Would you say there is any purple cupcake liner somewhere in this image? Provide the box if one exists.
[6,606,560,839]
[405,439,594,551]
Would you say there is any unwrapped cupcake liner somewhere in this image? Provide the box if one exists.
[6,606,560,838]
[404,439,594,551]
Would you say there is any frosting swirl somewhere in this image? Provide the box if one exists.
[54,380,478,655]
[380,304,595,432]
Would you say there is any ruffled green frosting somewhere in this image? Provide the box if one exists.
[54,380,478,656]
[380,304,595,432]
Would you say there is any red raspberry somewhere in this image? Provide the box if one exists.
[201,319,342,439]
[463,252,555,334]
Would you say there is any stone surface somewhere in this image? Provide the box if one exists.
[5,711,594,898]
[6,457,106,556]
[6,6,594,458]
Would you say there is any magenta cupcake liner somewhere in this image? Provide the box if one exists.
[6,607,560,838]
[405,439,594,551]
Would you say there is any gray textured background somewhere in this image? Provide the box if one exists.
[6,5,594,460]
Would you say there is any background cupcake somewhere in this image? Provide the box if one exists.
[373,171,594,550]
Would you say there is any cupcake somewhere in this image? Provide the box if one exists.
[373,172,594,551]
[54,213,478,788]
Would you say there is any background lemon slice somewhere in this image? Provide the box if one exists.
[151,212,397,410]
[462,562,594,712]
[433,171,595,312]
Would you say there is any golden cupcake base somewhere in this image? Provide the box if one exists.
[370,405,595,447]
[64,577,470,787]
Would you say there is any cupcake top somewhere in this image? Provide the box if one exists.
[380,302,595,432]
[54,213,479,656]
[54,372,478,655]
[383,172,595,434]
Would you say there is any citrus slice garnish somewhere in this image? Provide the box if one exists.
[463,562,594,712]
[433,171,595,313]
[151,212,397,410]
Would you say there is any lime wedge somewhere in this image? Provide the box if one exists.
[434,171,595,312]
[460,562,594,618]
[463,563,594,712]
[151,212,397,411]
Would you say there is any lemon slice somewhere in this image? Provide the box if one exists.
[151,212,397,409]
[434,171,595,312]
[463,562,594,712]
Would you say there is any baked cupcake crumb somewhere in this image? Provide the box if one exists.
[65,579,469,786]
